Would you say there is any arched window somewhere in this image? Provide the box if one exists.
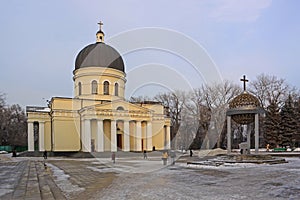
[103,81,109,95]
[78,82,82,95]
[117,106,124,111]
[92,80,98,94]
[115,83,119,96]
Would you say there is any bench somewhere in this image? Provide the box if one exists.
[273,148,287,152]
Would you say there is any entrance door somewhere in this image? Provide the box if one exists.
[33,122,39,151]
[117,134,122,150]
[91,139,95,152]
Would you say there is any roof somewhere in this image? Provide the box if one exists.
[26,106,50,113]
[229,91,260,110]
[75,42,124,72]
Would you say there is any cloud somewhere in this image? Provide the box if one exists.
[208,0,272,22]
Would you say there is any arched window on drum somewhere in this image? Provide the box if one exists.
[92,80,98,94]
[78,82,82,95]
[103,81,109,95]
[115,83,119,96]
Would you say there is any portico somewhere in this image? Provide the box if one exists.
[80,118,156,152]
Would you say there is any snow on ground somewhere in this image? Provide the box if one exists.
[294,148,300,152]
[184,162,260,169]
[47,163,84,197]
[0,189,13,197]
[198,148,227,157]
[91,157,300,200]
[88,158,172,173]
[2,155,299,199]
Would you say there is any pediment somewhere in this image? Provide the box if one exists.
[82,99,151,113]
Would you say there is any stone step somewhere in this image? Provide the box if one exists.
[36,161,66,200]
[12,161,30,199]
[36,161,55,200]
[11,161,66,200]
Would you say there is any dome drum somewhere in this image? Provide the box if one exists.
[73,25,126,101]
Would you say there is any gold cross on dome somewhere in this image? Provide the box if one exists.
[240,75,249,91]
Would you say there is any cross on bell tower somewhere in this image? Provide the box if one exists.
[96,21,105,43]
[98,21,103,31]
[240,75,249,91]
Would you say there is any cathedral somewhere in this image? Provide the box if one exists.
[26,22,171,153]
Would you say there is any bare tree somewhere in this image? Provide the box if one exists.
[249,74,296,109]
[186,81,241,149]
[0,93,5,108]
[0,93,6,145]
[129,95,153,102]
[154,91,186,148]
[0,93,27,147]
[201,81,241,149]
[7,104,27,146]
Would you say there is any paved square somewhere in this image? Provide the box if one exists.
[1,154,300,199]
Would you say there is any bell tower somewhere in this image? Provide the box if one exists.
[96,21,105,43]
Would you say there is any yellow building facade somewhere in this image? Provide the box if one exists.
[27,23,171,152]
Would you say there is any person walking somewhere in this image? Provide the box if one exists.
[43,150,48,159]
[266,144,270,152]
[189,149,193,157]
[112,152,116,164]
[143,150,147,159]
[162,151,168,165]
[170,150,176,165]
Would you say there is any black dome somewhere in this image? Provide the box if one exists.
[75,42,124,72]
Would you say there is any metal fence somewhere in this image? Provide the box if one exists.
[0,146,28,152]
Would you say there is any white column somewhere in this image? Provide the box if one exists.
[146,121,153,151]
[96,120,104,152]
[123,120,130,152]
[255,114,259,154]
[227,116,231,154]
[247,124,251,154]
[166,126,171,149]
[136,121,142,151]
[81,120,85,151]
[83,119,91,152]
[39,122,45,151]
[27,122,34,151]
[111,120,117,152]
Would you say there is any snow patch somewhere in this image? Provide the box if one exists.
[0,189,13,197]
[187,162,260,169]
[47,163,84,196]
[198,148,227,157]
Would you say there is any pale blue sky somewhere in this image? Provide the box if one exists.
[0,0,299,107]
